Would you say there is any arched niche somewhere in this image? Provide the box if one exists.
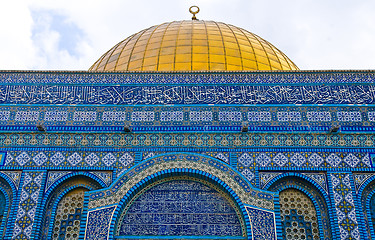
[358,176,375,239]
[83,153,278,240]
[0,173,17,239]
[116,175,245,239]
[265,174,332,240]
[37,173,106,240]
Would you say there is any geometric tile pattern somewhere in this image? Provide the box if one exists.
[237,152,370,169]
[12,172,44,240]
[330,173,360,240]
[6,150,371,172]
[1,71,375,85]
[52,189,85,240]
[1,133,375,149]
[1,106,375,130]
[5,151,135,176]
[279,189,320,240]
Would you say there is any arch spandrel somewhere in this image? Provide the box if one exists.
[83,153,278,240]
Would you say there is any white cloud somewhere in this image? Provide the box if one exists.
[0,0,374,70]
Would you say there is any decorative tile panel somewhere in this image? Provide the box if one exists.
[44,111,68,121]
[301,173,328,194]
[72,111,97,122]
[337,112,362,122]
[5,151,136,176]
[247,111,271,122]
[330,173,360,240]
[12,171,44,240]
[15,111,39,122]
[102,112,127,122]
[131,111,154,122]
[307,111,331,122]
[85,206,116,240]
[259,172,283,189]
[246,206,276,240]
[189,111,212,122]
[4,149,371,172]
[219,111,242,122]
[0,111,10,121]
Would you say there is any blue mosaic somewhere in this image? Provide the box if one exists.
[117,180,243,237]
[85,206,116,240]
[246,206,276,240]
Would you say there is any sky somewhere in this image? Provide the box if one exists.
[0,0,374,71]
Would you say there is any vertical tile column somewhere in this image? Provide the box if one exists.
[328,172,360,240]
[11,171,46,240]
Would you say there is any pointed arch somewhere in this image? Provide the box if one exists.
[36,172,107,240]
[265,173,333,240]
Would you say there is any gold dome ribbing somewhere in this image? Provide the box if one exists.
[89,20,298,71]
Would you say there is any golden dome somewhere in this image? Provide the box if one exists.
[89,20,299,72]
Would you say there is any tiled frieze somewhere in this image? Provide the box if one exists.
[5,151,135,177]
[1,71,374,84]
[0,132,375,149]
[3,149,371,172]
[12,171,45,240]
[0,106,373,130]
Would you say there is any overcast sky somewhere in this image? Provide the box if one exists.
[0,0,374,71]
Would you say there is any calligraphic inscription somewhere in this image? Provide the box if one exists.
[0,85,375,105]
[117,180,243,237]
